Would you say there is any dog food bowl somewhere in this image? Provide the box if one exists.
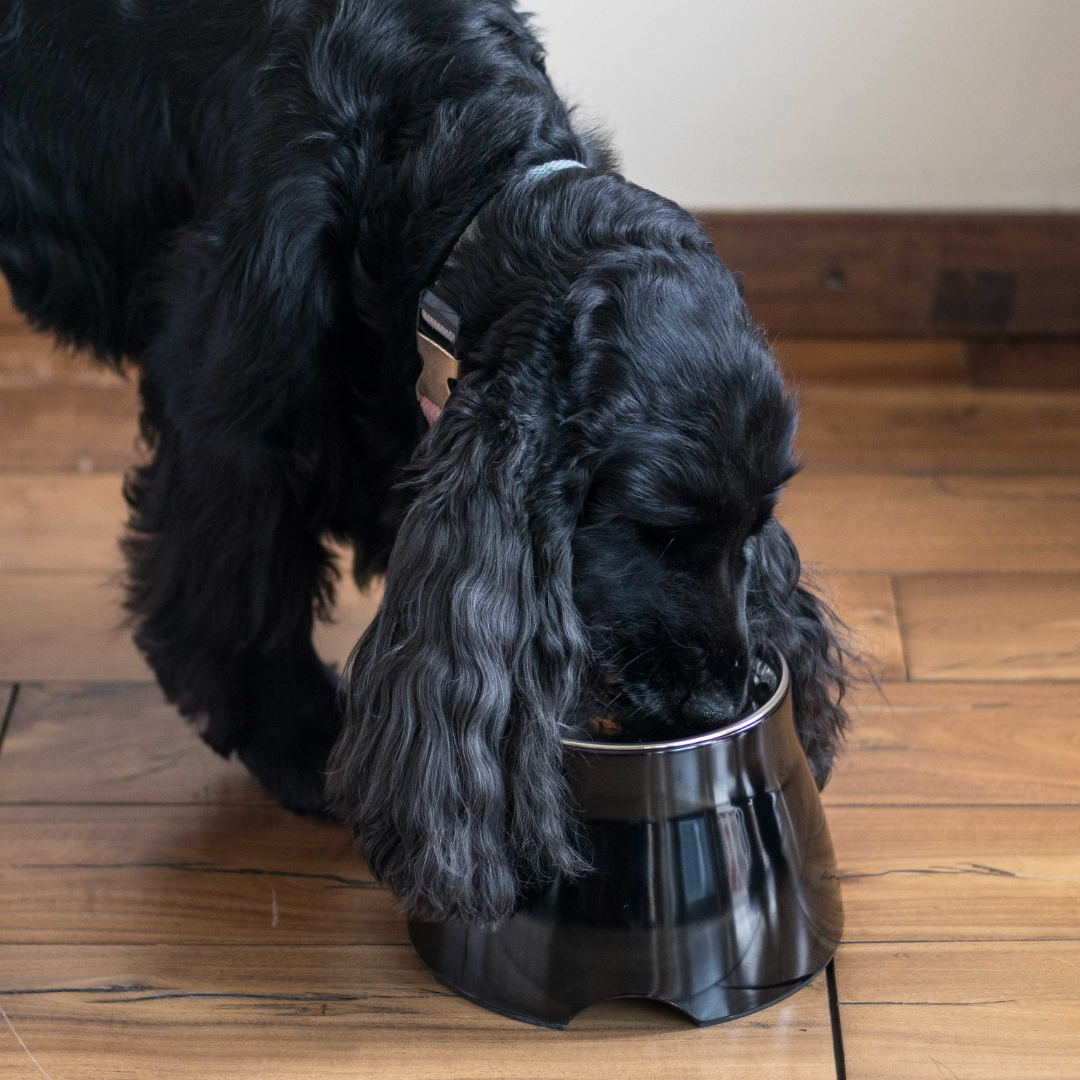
[408,652,843,1028]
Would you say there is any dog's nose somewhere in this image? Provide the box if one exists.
[678,688,743,729]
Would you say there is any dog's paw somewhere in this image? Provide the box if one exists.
[233,650,346,818]
[238,735,339,819]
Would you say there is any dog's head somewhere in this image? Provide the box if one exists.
[328,172,849,923]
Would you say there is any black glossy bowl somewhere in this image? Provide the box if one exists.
[408,654,843,1028]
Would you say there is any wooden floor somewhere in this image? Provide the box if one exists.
[2,279,1079,1078]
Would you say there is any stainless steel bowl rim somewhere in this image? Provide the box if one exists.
[561,653,790,754]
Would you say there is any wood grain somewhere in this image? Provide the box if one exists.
[0,946,835,1080]
[966,338,1080,391]
[2,805,1075,947]
[829,806,1080,941]
[6,369,1079,490]
[775,339,967,386]
[0,683,270,805]
[780,474,1080,572]
[0,567,379,681]
[6,370,1080,483]
[19,676,1039,814]
[826,681,1080,806]
[0,472,127,571]
[697,212,1080,338]
[312,573,383,673]
[6,471,1066,675]
[816,573,905,680]
[0,805,398,945]
[795,385,1080,475]
[835,941,1080,1080]
[896,573,1080,680]
[0,564,877,688]
[0,330,128,387]
[0,570,151,680]
[0,382,142,472]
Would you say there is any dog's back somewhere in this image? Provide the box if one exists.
[3,0,526,361]
[0,0,256,356]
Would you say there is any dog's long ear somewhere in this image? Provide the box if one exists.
[327,316,590,923]
[746,517,852,788]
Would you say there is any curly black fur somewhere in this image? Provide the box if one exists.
[1,0,851,923]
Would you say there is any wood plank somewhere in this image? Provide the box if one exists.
[835,941,1080,1080]
[0,330,124,387]
[22,674,1041,813]
[9,487,1079,684]
[697,212,1080,338]
[3,806,1075,947]
[6,469,1056,682]
[0,805,397,945]
[312,574,383,674]
[829,806,1080,941]
[896,573,1080,680]
[0,683,269,805]
[818,573,905,681]
[795,385,1080,474]
[0,470,380,675]
[6,380,1080,483]
[6,378,1079,482]
[931,473,1080,499]
[966,339,1080,391]
[0,570,152,680]
[10,468,1080,580]
[0,382,141,472]
[776,339,967,386]
[779,474,1080,572]
[0,947,834,1080]
[0,568,877,688]
[0,472,126,571]
[0,568,379,681]
[826,682,1080,806]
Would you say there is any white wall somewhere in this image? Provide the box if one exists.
[529,0,1080,210]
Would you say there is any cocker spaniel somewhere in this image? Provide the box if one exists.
[0,0,850,924]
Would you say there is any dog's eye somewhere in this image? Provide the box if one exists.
[634,521,705,557]
[633,521,679,549]
[635,522,669,541]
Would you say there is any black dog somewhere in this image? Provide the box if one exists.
[1,0,851,923]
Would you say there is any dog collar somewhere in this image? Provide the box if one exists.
[415,159,587,421]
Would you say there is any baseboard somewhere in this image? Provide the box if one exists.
[695,212,1080,339]
[7,214,1080,363]
[965,339,1080,390]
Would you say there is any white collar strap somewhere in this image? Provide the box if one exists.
[522,159,588,183]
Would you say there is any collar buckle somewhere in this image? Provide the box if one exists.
[416,287,461,409]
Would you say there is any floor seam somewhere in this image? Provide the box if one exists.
[889,573,912,682]
[0,684,19,763]
[826,958,847,1080]
[822,802,1080,809]
[840,936,1080,944]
